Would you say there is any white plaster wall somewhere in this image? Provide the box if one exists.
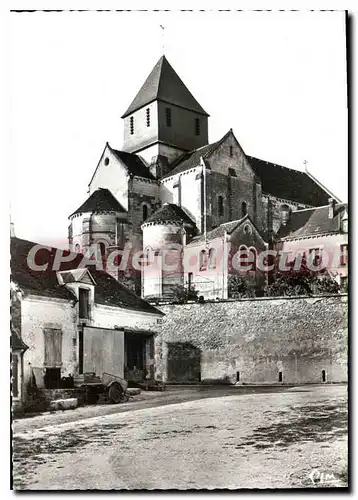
[92,304,162,333]
[21,296,78,387]
[160,168,202,230]
[89,144,130,209]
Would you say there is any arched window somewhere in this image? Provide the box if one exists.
[208,248,216,269]
[199,250,207,271]
[143,204,148,221]
[249,247,257,272]
[75,244,81,254]
[218,196,224,217]
[144,247,153,266]
[98,242,106,260]
[241,201,247,217]
[237,244,249,271]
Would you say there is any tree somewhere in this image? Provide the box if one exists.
[228,275,256,299]
[169,284,199,304]
[265,256,339,297]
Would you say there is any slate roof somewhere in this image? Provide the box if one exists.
[109,146,155,180]
[247,156,331,206]
[188,217,248,245]
[122,56,209,118]
[276,203,347,240]
[10,237,163,315]
[70,188,126,218]
[143,203,195,226]
[162,143,333,206]
[161,142,219,180]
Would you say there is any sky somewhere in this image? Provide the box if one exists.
[8,10,348,248]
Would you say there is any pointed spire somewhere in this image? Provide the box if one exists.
[121,56,209,118]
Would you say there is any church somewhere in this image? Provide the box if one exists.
[68,55,347,300]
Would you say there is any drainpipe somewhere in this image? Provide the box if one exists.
[200,157,207,247]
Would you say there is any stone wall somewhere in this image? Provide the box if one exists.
[156,295,348,384]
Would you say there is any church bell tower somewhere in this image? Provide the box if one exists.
[121,56,209,176]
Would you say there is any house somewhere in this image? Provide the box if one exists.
[274,199,348,290]
[10,237,164,409]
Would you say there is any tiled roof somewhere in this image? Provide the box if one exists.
[247,156,331,206]
[10,237,163,315]
[70,188,126,218]
[143,203,195,226]
[110,146,155,180]
[276,203,347,239]
[188,217,247,244]
[161,142,219,180]
[122,56,209,118]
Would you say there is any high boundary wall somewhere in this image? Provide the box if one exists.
[155,295,348,385]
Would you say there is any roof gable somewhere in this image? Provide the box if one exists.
[57,268,96,286]
[188,214,265,245]
[161,129,255,181]
[122,56,209,118]
[70,188,126,218]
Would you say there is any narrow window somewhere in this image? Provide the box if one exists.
[166,107,172,127]
[208,248,216,269]
[309,248,321,267]
[12,354,18,397]
[104,157,109,166]
[278,371,283,382]
[322,369,326,382]
[218,196,224,217]
[228,167,237,177]
[143,204,148,221]
[79,288,90,319]
[199,250,207,271]
[236,371,240,382]
[340,276,348,292]
[82,218,90,233]
[188,272,193,290]
[241,201,247,217]
[146,108,150,127]
[195,118,200,136]
[130,116,134,135]
[340,244,348,266]
[98,242,106,260]
[230,146,233,157]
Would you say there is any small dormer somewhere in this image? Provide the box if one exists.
[57,268,96,323]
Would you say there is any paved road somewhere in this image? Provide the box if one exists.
[12,385,348,490]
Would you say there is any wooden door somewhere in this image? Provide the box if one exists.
[83,327,124,378]
[44,328,62,367]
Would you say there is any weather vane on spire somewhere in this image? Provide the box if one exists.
[160,24,165,54]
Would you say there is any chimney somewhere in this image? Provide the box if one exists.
[328,198,336,219]
[10,221,15,238]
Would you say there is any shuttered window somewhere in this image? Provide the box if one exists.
[79,288,90,319]
[44,328,62,367]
